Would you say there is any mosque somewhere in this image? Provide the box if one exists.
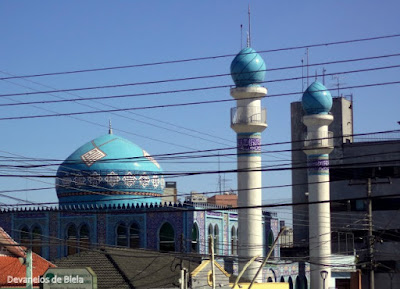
[0,44,343,288]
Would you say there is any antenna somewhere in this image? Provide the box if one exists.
[109,119,113,134]
[332,74,346,97]
[248,4,251,47]
[301,58,304,92]
[323,68,327,85]
[306,48,309,87]
[240,24,243,49]
[218,152,222,194]
[315,70,318,81]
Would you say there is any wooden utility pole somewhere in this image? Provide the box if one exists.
[248,227,287,289]
[210,235,216,289]
[367,178,375,289]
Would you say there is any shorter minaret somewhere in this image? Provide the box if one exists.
[301,81,334,289]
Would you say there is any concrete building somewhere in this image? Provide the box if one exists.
[207,193,238,207]
[164,181,178,204]
[290,94,400,289]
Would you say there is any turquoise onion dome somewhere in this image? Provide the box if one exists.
[230,47,266,87]
[56,133,165,207]
[302,81,333,115]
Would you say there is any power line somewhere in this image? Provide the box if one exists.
[1,54,399,99]
[1,33,399,80]
[1,80,399,121]
[0,129,397,166]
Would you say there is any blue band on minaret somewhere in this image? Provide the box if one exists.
[237,133,261,156]
[307,154,329,175]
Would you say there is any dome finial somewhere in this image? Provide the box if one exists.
[247,4,251,47]
[109,119,113,134]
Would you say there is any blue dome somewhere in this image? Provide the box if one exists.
[56,133,165,206]
[302,81,333,115]
[230,47,266,87]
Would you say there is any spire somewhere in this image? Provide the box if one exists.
[248,4,251,47]
[109,119,113,134]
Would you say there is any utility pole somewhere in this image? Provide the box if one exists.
[367,178,375,289]
[350,176,391,289]
[248,227,287,289]
[210,235,216,289]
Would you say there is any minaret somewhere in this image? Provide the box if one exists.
[301,81,334,289]
[230,47,267,281]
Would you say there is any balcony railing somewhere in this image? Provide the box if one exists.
[304,131,334,148]
[231,106,266,126]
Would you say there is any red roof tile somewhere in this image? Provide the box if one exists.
[0,253,55,287]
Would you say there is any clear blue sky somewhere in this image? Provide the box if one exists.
[0,1,399,224]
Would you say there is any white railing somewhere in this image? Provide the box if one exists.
[304,131,334,148]
[231,106,266,126]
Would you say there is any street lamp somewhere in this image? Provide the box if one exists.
[320,270,328,289]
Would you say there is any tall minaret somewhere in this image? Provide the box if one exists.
[230,47,267,281]
[301,81,334,289]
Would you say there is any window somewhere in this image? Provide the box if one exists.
[79,225,90,251]
[159,222,175,252]
[129,223,140,248]
[191,224,199,253]
[267,230,275,257]
[20,226,30,247]
[231,226,237,255]
[208,224,213,254]
[66,225,77,256]
[213,225,219,254]
[288,277,293,289]
[31,226,42,255]
[116,224,127,247]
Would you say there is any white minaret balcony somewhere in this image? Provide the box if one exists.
[231,106,267,133]
[304,131,334,148]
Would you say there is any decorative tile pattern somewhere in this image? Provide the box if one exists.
[307,154,329,175]
[237,137,261,152]
[88,172,102,186]
[61,177,72,186]
[194,211,205,254]
[139,174,150,188]
[105,171,120,187]
[81,147,106,167]
[122,172,137,187]
[151,175,160,188]
[73,175,86,186]
[58,170,164,193]
[224,213,229,255]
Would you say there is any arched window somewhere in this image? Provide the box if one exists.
[66,224,77,256]
[79,224,90,251]
[129,223,140,249]
[159,222,175,252]
[20,226,30,247]
[213,225,219,254]
[303,277,308,289]
[116,224,127,247]
[295,276,300,289]
[231,226,237,255]
[191,223,199,253]
[280,276,285,282]
[267,277,273,282]
[208,224,213,254]
[31,226,42,255]
[288,277,293,289]
[236,227,239,254]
